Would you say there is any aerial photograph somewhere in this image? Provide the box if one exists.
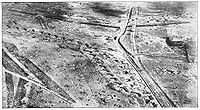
[2,1,198,108]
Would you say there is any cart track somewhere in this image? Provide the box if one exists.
[115,6,177,107]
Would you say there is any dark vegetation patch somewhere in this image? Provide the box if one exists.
[67,59,96,72]
[88,2,125,17]
[66,59,100,83]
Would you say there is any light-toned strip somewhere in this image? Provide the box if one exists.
[3,46,42,84]
[3,46,76,104]
[131,7,139,54]
[3,68,73,104]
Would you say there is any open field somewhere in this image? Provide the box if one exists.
[2,2,198,108]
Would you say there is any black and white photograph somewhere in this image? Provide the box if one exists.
[1,1,198,108]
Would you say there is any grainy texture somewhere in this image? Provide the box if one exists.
[4,72,14,108]
[2,2,197,108]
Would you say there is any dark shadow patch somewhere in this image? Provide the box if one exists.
[88,2,125,17]
[29,2,73,20]
[148,2,187,17]
[167,2,187,16]
[9,2,73,21]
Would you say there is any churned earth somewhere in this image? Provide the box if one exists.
[2,2,197,108]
